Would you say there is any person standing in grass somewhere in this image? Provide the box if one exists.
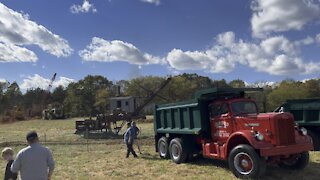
[11,131,55,180]
[124,121,138,158]
[2,147,17,180]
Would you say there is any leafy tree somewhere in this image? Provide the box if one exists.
[94,89,111,113]
[304,79,320,98]
[51,85,66,104]
[64,75,113,117]
[229,79,246,88]
[266,80,309,111]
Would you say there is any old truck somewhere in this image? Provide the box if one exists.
[274,98,320,150]
[154,88,313,179]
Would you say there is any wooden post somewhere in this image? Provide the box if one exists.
[86,128,89,152]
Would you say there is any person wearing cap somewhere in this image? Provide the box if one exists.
[123,121,138,158]
[2,147,18,180]
[11,131,55,180]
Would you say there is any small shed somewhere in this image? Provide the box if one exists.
[109,96,137,113]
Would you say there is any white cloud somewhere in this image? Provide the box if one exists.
[251,0,320,38]
[140,0,161,5]
[294,36,315,46]
[0,42,37,62]
[0,3,73,62]
[79,37,165,65]
[70,0,97,14]
[20,74,75,90]
[245,81,278,88]
[80,32,320,76]
[53,76,75,88]
[166,31,320,75]
[316,34,320,44]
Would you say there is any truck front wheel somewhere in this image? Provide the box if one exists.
[169,138,188,164]
[229,144,266,179]
[158,137,169,159]
[279,152,309,170]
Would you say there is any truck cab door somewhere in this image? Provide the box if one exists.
[209,103,232,144]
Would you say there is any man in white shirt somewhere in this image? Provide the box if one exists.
[11,131,55,180]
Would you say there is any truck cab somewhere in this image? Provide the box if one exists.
[154,88,313,179]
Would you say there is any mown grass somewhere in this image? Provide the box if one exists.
[1,119,320,180]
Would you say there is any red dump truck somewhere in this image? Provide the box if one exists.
[154,88,313,179]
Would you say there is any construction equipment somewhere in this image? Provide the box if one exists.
[75,77,172,134]
[41,73,65,120]
[42,103,65,120]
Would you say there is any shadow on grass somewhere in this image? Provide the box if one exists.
[140,152,165,161]
[139,153,320,179]
[188,156,229,169]
[139,152,230,167]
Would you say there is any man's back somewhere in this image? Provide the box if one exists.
[11,143,55,180]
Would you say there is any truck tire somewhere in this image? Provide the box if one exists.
[279,152,309,170]
[228,144,266,179]
[169,138,188,164]
[158,137,169,159]
[308,130,320,151]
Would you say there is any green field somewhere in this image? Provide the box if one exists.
[1,119,320,180]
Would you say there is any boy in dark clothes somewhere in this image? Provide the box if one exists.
[2,147,17,180]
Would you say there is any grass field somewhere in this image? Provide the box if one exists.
[1,119,320,180]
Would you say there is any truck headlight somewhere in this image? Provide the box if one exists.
[255,132,264,141]
[299,127,307,136]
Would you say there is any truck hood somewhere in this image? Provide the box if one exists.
[236,112,295,145]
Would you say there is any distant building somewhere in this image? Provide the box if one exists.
[109,96,137,113]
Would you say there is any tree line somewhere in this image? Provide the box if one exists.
[0,73,319,122]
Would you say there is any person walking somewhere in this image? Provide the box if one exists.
[124,121,138,158]
[11,131,55,180]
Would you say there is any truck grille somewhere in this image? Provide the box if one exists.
[274,117,295,145]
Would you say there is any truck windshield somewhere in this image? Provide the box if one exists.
[231,101,257,116]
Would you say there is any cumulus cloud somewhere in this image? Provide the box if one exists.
[80,32,320,76]
[0,42,37,62]
[166,32,320,75]
[251,0,320,38]
[20,74,75,90]
[70,0,97,14]
[140,0,161,5]
[79,37,165,65]
[0,3,73,62]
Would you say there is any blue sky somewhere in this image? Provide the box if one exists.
[0,0,319,90]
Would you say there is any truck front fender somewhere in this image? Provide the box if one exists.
[225,130,272,157]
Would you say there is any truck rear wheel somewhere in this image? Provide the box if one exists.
[280,152,309,170]
[169,138,188,164]
[229,144,266,179]
[308,130,319,151]
[158,137,169,159]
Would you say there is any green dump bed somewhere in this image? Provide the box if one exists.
[154,99,210,135]
[279,99,320,126]
[154,88,262,136]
